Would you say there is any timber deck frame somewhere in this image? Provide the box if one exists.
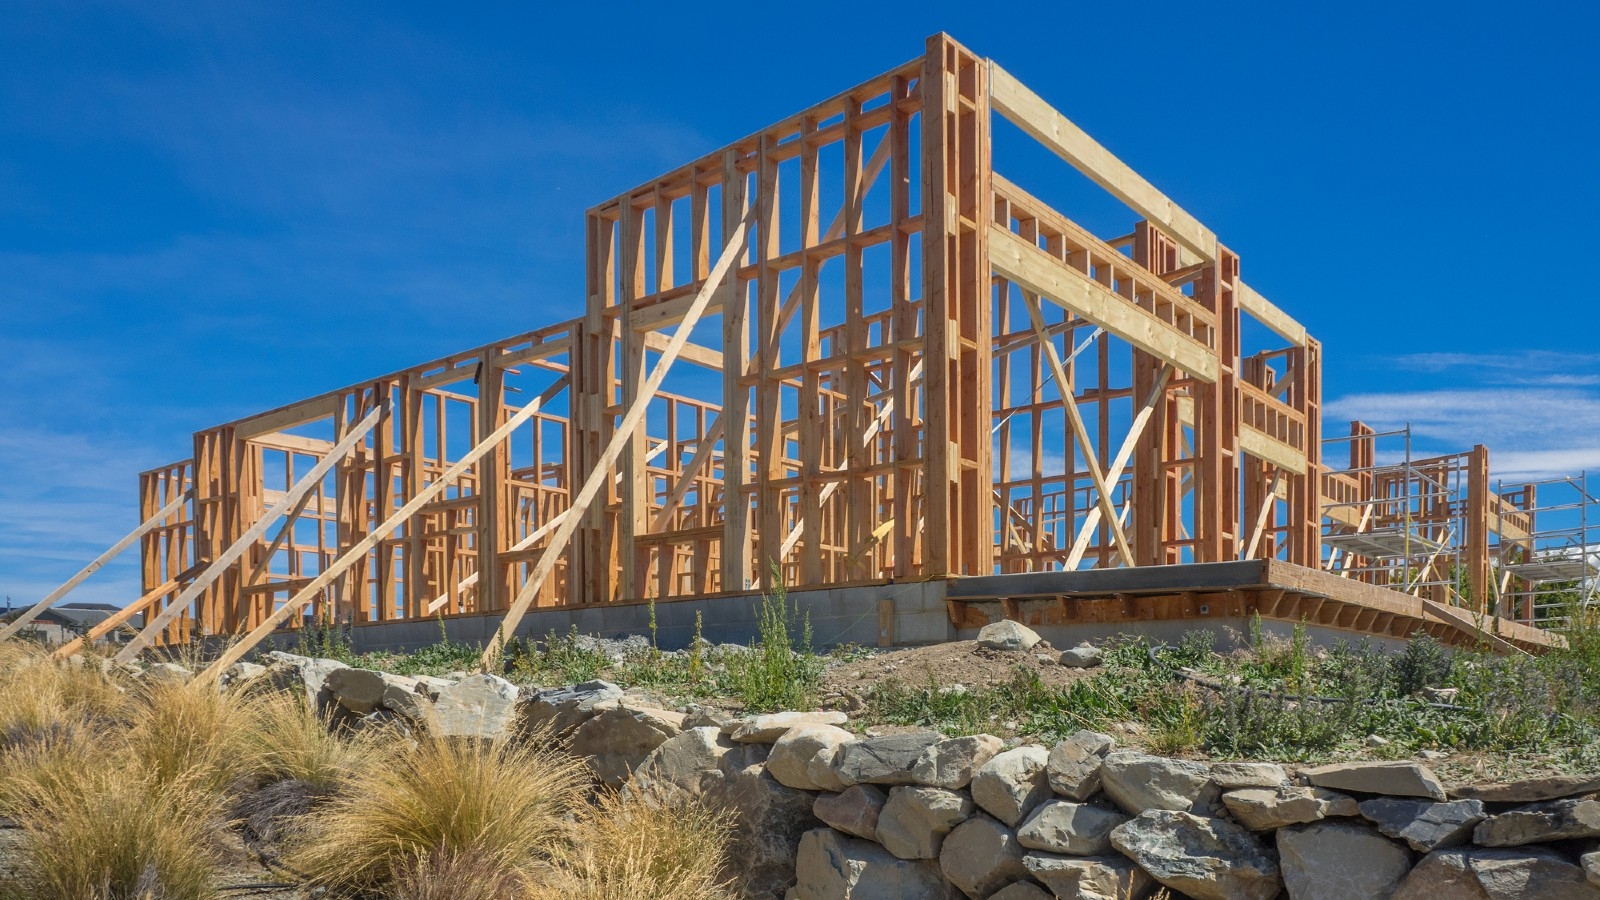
[12,33,1579,666]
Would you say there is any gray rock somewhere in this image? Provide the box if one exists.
[519,679,622,738]
[630,726,768,800]
[1302,760,1447,800]
[1391,846,1600,900]
[726,710,851,744]
[1110,810,1280,900]
[1046,730,1115,801]
[218,661,266,690]
[729,764,821,899]
[815,785,889,841]
[1211,762,1288,789]
[1584,851,1600,887]
[1450,774,1600,803]
[977,620,1041,652]
[971,746,1052,827]
[1059,645,1104,668]
[262,651,348,711]
[988,883,1052,900]
[1100,750,1217,815]
[834,732,943,786]
[793,828,956,900]
[143,661,194,684]
[569,702,684,787]
[1222,786,1358,831]
[876,786,974,860]
[323,667,393,715]
[767,724,855,792]
[912,734,1004,790]
[1015,799,1127,855]
[1278,821,1411,900]
[1022,853,1151,900]
[430,673,520,741]
[411,674,455,700]
[1473,798,1600,846]
[938,815,1028,899]
[381,678,434,721]
[1358,797,1486,852]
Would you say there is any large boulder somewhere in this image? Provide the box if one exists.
[518,679,622,738]
[1391,847,1600,900]
[938,815,1028,899]
[1221,786,1358,831]
[262,651,348,712]
[970,746,1052,827]
[977,620,1040,652]
[1099,751,1217,815]
[1022,853,1151,900]
[912,735,1004,790]
[429,673,519,740]
[815,785,888,840]
[768,724,855,792]
[381,678,435,721]
[1358,797,1486,852]
[630,726,768,800]
[325,667,420,716]
[1109,810,1280,900]
[1046,730,1115,801]
[793,828,956,900]
[876,786,974,860]
[1211,762,1287,789]
[570,702,685,787]
[988,883,1051,900]
[834,733,943,786]
[1302,761,1447,801]
[1450,774,1600,803]
[1277,821,1412,900]
[729,764,821,899]
[1473,798,1600,846]
[1015,800,1127,855]
[726,711,850,743]
[218,661,267,690]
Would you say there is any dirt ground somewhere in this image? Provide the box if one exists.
[818,638,1100,706]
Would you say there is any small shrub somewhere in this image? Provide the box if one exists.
[289,731,587,897]
[719,575,822,712]
[1393,633,1451,696]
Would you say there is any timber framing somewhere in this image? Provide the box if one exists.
[24,33,1574,661]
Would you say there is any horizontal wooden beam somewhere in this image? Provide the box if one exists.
[1239,425,1309,475]
[989,62,1217,262]
[1237,281,1307,347]
[642,330,724,370]
[990,226,1218,382]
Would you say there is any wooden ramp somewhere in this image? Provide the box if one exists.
[945,559,1559,654]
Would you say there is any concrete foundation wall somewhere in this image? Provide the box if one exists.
[338,580,955,655]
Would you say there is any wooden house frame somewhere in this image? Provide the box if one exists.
[10,34,1579,665]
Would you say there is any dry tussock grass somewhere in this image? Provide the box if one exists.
[0,647,746,900]
[533,789,736,900]
[1,764,222,900]
[289,731,587,897]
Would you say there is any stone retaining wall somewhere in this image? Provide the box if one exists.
[247,651,1600,900]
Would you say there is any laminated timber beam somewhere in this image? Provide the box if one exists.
[991,226,1219,382]
[989,62,1307,350]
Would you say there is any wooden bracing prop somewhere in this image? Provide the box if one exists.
[0,489,192,642]
[115,401,389,662]
[195,375,570,681]
[477,204,755,665]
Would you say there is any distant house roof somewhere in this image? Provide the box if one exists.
[59,602,120,612]
[34,606,122,630]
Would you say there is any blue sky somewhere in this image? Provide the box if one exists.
[3,0,1598,606]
